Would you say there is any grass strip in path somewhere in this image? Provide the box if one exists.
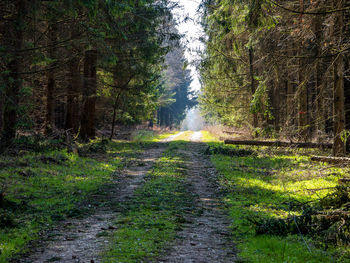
[102,141,196,263]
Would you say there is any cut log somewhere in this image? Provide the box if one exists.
[0,191,4,208]
[224,140,332,149]
[223,130,245,135]
[311,156,350,164]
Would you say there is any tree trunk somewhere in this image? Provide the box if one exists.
[286,42,295,130]
[273,68,281,132]
[343,1,350,151]
[1,0,25,149]
[44,21,58,135]
[286,80,294,126]
[164,108,169,127]
[313,16,325,137]
[110,92,122,140]
[224,139,332,149]
[0,95,3,133]
[333,0,345,156]
[248,47,258,128]
[332,58,345,156]
[65,56,81,133]
[157,108,160,126]
[315,69,325,137]
[160,108,165,126]
[297,0,309,141]
[80,50,97,141]
[65,27,81,133]
[110,100,118,140]
[169,112,173,129]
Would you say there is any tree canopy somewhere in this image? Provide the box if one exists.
[0,0,195,146]
[199,0,350,156]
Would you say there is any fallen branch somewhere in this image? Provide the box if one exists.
[305,187,336,192]
[315,210,350,217]
[224,140,332,149]
[311,156,350,164]
[292,187,336,193]
[223,130,245,135]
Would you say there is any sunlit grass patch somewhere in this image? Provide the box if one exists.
[131,129,179,142]
[207,141,348,262]
[170,130,193,141]
[240,235,332,263]
[102,141,195,263]
[152,131,179,142]
[201,130,220,142]
[0,139,147,263]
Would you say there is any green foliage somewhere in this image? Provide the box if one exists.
[13,134,65,152]
[94,0,180,126]
[250,79,271,116]
[340,130,350,146]
[131,130,157,142]
[199,0,279,127]
[157,43,197,127]
[0,0,181,146]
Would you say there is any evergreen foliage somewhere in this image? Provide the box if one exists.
[157,44,197,128]
[0,0,191,146]
[199,0,350,156]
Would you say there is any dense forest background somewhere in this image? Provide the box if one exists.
[2,0,350,157]
[199,0,350,156]
[0,0,195,149]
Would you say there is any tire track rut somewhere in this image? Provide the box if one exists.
[159,134,236,263]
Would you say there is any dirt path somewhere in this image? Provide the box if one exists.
[189,131,202,142]
[162,131,185,142]
[18,132,236,263]
[159,132,236,263]
[18,145,166,263]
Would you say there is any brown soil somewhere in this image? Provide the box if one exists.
[159,135,236,263]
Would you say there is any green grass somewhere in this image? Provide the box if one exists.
[201,130,218,142]
[0,138,153,263]
[102,141,195,263]
[171,130,193,141]
[131,130,179,142]
[204,138,350,262]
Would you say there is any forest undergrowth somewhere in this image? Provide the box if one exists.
[1,130,350,262]
[202,132,350,262]
[0,130,176,263]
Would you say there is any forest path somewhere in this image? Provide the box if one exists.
[189,131,202,142]
[18,142,168,263]
[17,131,236,263]
[159,131,236,263]
[162,131,185,142]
